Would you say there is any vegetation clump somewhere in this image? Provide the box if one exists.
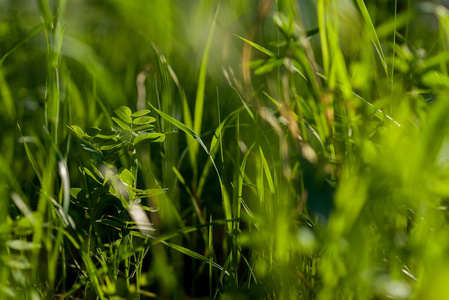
[1,0,449,299]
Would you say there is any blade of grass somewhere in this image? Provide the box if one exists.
[209,215,214,298]
[172,166,204,224]
[237,143,255,231]
[197,106,245,198]
[0,15,57,66]
[317,0,330,75]
[355,0,389,76]
[161,240,227,273]
[235,34,278,58]
[192,3,220,184]
[17,124,43,184]
[259,146,275,194]
[149,103,233,231]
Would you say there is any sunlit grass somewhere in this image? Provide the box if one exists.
[1,0,449,299]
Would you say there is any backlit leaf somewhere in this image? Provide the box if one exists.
[134,132,165,144]
[132,110,151,117]
[114,106,132,123]
[133,116,156,125]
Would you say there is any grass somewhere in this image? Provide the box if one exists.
[1,0,449,299]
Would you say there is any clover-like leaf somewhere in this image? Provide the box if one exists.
[7,240,40,251]
[134,133,165,144]
[114,106,132,123]
[132,110,151,117]
[133,116,156,125]
[67,125,86,139]
[100,142,124,151]
[119,168,135,187]
[112,117,131,131]
[133,124,154,132]
[94,129,118,139]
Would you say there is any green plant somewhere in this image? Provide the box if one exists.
[67,106,166,298]
[4,0,449,299]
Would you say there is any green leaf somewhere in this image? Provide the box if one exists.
[80,143,102,155]
[238,143,255,216]
[67,125,86,139]
[149,103,209,155]
[82,167,101,184]
[68,125,103,154]
[119,169,135,187]
[422,71,449,89]
[97,218,124,229]
[259,147,275,194]
[0,15,58,66]
[70,188,82,199]
[94,130,118,139]
[112,117,131,131]
[255,58,284,75]
[114,106,132,123]
[99,142,124,151]
[355,0,388,76]
[4,255,31,269]
[17,124,42,183]
[6,240,40,251]
[235,34,277,58]
[133,124,154,132]
[137,188,167,197]
[140,205,158,212]
[149,102,231,228]
[249,59,265,69]
[134,133,165,144]
[193,4,220,164]
[161,241,225,272]
[132,109,151,117]
[197,106,245,197]
[132,116,156,125]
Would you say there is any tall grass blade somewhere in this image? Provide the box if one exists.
[355,0,389,75]
[149,103,210,155]
[17,124,43,183]
[259,146,275,194]
[0,16,56,66]
[161,240,226,272]
[197,106,245,197]
[149,103,233,230]
[192,3,220,182]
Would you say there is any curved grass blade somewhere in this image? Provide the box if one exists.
[167,60,196,174]
[149,103,233,231]
[193,3,220,164]
[0,15,57,66]
[17,124,43,183]
[235,34,277,58]
[173,166,204,224]
[355,0,388,76]
[259,146,275,194]
[161,241,227,273]
[197,106,245,197]
[149,103,210,155]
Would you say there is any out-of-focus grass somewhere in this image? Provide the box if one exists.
[2,0,449,299]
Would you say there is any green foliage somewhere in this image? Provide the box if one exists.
[3,0,449,299]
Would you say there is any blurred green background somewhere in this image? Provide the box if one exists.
[2,0,449,299]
